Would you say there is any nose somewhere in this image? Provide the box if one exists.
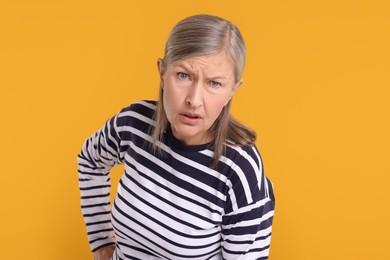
[186,82,203,108]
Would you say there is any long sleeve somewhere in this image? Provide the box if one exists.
[221,146,275,260]
[77,100,276,258]
[77,112,124,252]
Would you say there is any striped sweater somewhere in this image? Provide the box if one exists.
[78,100,275,259]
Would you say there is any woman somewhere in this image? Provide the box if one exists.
[78,14,275,260]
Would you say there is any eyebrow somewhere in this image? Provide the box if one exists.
[173,63,228,81]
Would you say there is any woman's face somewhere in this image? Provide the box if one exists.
[158,52,242,145]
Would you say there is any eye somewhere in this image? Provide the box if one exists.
[210,80,221,88]
[177,72,189,80]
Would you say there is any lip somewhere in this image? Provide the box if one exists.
[180,112,202,119]
[179,112,202,125]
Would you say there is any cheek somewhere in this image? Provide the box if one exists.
[162,86,179,122]
[210,93,231,109]
[206,98,228,120]
[162,91,171,115]
[163,85,174,107]
[163,80,186,106]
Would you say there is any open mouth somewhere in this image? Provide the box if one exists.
[181,113,201,119]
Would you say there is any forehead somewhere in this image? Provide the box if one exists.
[170,52,234,74]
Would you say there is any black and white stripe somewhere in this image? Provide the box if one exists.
[78,100,275,259]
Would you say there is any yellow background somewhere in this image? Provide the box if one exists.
[1,0,389,259]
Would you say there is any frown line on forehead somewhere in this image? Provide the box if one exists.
[174,64,229,80]
[171,57,233,79]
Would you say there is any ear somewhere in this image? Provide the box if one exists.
[157,58,164,79]
[233,79,243,92]
[224,79,243,106]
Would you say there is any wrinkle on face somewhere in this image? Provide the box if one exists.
[158,51,241,145]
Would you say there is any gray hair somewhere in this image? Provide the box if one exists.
[160,14,246,83]
[151,14,255,168]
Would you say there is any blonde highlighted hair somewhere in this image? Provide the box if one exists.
[151,14,256,168]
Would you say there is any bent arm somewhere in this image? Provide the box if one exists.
[221,146,275,259]
[78,114,123,252]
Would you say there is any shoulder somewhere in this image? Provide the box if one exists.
[118,100,157,118]
[219,144,267,211]
[223,144,263,174]
[116,100,156,124]
[113,100,157,136]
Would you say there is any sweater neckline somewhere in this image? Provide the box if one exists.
[165,126,214,153]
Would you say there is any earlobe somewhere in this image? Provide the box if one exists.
[224,97,232,106]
